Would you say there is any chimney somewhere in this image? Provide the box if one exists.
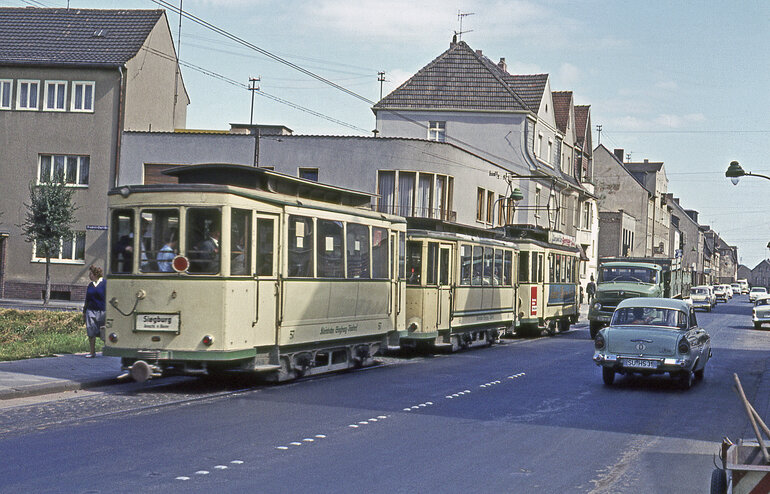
[685,210,699,223]
[476,49,483,56]
[613,148,624,162]
[498,57,507,72]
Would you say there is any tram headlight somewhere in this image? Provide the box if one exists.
[593,302,602,310]
[108,332,118,343]
[202,335,214,346]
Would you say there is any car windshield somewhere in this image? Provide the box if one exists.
[611,307,688,329]
[756,298,770,307]
[599,267,657,284]
[752,288,767,293]
[692,288,707,295]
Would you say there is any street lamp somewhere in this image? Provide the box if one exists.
[725,160,770,185]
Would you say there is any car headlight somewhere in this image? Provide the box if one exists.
[678,340,690,354]
[593,302,602,310]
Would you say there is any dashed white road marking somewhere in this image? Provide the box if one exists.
[290,441,302,446]
[276,446,289,450]
[303,438,314,442]
[231,460,244,464]
[349,424,359,428]
[214,465,228,470]
[195,470,209,475]
[175,477,190,481]
[315,434,327,438]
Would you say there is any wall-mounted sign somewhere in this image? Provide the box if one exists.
[86,225,108,231]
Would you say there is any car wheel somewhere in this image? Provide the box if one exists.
[590,321,602,339]
[755,322,762,330]
[677,370,693,390]
[710,467,727,494]
[602,367,615,386]
[706,305,711,312]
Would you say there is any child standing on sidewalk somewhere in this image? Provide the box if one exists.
[83,265,106,358]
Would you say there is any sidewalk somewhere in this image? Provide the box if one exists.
[0,353,122,400]
[0,297,81,312]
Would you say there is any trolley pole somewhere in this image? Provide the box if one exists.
[248,77,261,167]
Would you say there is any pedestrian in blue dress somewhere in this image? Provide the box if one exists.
[83,265,106,358]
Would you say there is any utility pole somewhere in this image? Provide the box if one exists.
[596,124,602,145]
[377,71,385,101]
[172,0,183,130]
[249,77,261,167]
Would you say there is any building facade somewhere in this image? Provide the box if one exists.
[0,8,187,300]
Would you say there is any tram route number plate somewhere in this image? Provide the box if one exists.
[135,313,180,333]
[622,358,658,369]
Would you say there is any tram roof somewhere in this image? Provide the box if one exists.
[162,163,375,208]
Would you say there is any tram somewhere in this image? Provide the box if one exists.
[513,237,580,336]
[401,225,517,351]
[103,164,406,382]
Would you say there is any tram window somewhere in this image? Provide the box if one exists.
[406,241,422,285]
[317,219,343,278]
[537,253,544,283]
[519,251,529,283]
[460,245,472,285]
[494,249,503,286]
[186,208,221,274]
[426,243,438,285]
[472,246,483,286]
[504,250,513,286]
[372,227,388,279]
[555,255,562,283]
[531,253,538,284]
[399,232,406,280]
[288,215,313,277]
[483,247,493,286]
[347,223,370,279]
[231,209,251,276]
[256,218,274,276]
[439,248,449,286]
[110,209,134,274]
[138,210,179,273]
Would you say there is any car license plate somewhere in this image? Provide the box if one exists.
[623,358,658,369]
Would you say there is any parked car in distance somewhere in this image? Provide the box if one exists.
[749,286,768,302]
[731,283,742,296]
[593,297,711,389]
[690,286,714,312]
[739,279,750,294]
[753,295,770,329]
[713,285,728,302]
[722,284,733,298]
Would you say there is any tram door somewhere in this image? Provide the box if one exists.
[422,242,451,332]
[252,214,278,347]
[391,232,406,332]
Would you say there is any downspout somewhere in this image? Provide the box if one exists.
[114,65,126,188]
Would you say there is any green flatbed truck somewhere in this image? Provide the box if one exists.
[588,257,691,338]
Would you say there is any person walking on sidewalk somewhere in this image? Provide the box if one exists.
[586,274,596,305]
[83,265,106,358]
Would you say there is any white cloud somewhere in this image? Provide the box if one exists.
[557,62,580,87]
[654,113,706,128]
[655,80,679,90]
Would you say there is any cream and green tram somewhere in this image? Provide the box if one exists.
[103,164,406,382]
[401,229,517,351]
[515,239,580,336]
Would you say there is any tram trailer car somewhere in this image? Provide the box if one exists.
[103,164,406,382]
[401,229,517,351]
[513,239,580,337]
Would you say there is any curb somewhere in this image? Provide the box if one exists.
[0,377,120,401]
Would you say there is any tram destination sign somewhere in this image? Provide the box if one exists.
[135,313,180,333]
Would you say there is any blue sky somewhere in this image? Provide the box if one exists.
[8,0,770,267]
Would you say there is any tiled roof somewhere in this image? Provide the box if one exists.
[574,105,590,148]
[373,40,530,112]
[0,8,163,65]
[551,91,572,133]
[504,74,548,113]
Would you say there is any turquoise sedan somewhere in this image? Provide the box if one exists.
[593,297,711,389]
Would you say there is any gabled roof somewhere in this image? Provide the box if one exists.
[0,8,163,66]
[551,91,572,134]
[504,74,549,113]
[373,40,530,112]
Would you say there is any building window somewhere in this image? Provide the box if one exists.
[534,186,541,218]
[547,139,553,166]
[0,79,11,110]
[71,81,94,112]
[486,190,494,224]
[34,231,86,263]
[560,193,567,225]
[428,121,446,142]
[377,171,395,214]
[298,167,318,181]
[44,81,67,111]
[537,133,543,159]
[476,188,485,222]
[497,194,505,226]
[38,155,90,185]
[17,80,39,110]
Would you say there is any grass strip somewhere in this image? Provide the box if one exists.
[0,309,102,361]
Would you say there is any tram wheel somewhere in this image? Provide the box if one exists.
[546,320,558,336]
[559,319,570,333]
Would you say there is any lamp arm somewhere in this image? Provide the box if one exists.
[746,171,770,182]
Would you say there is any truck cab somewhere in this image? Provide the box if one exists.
[588,261,665,338]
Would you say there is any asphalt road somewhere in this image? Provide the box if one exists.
[0,295,767,493]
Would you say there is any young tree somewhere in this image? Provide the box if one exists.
[19,178,78,305]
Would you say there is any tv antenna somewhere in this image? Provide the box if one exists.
[456,10,474,41]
